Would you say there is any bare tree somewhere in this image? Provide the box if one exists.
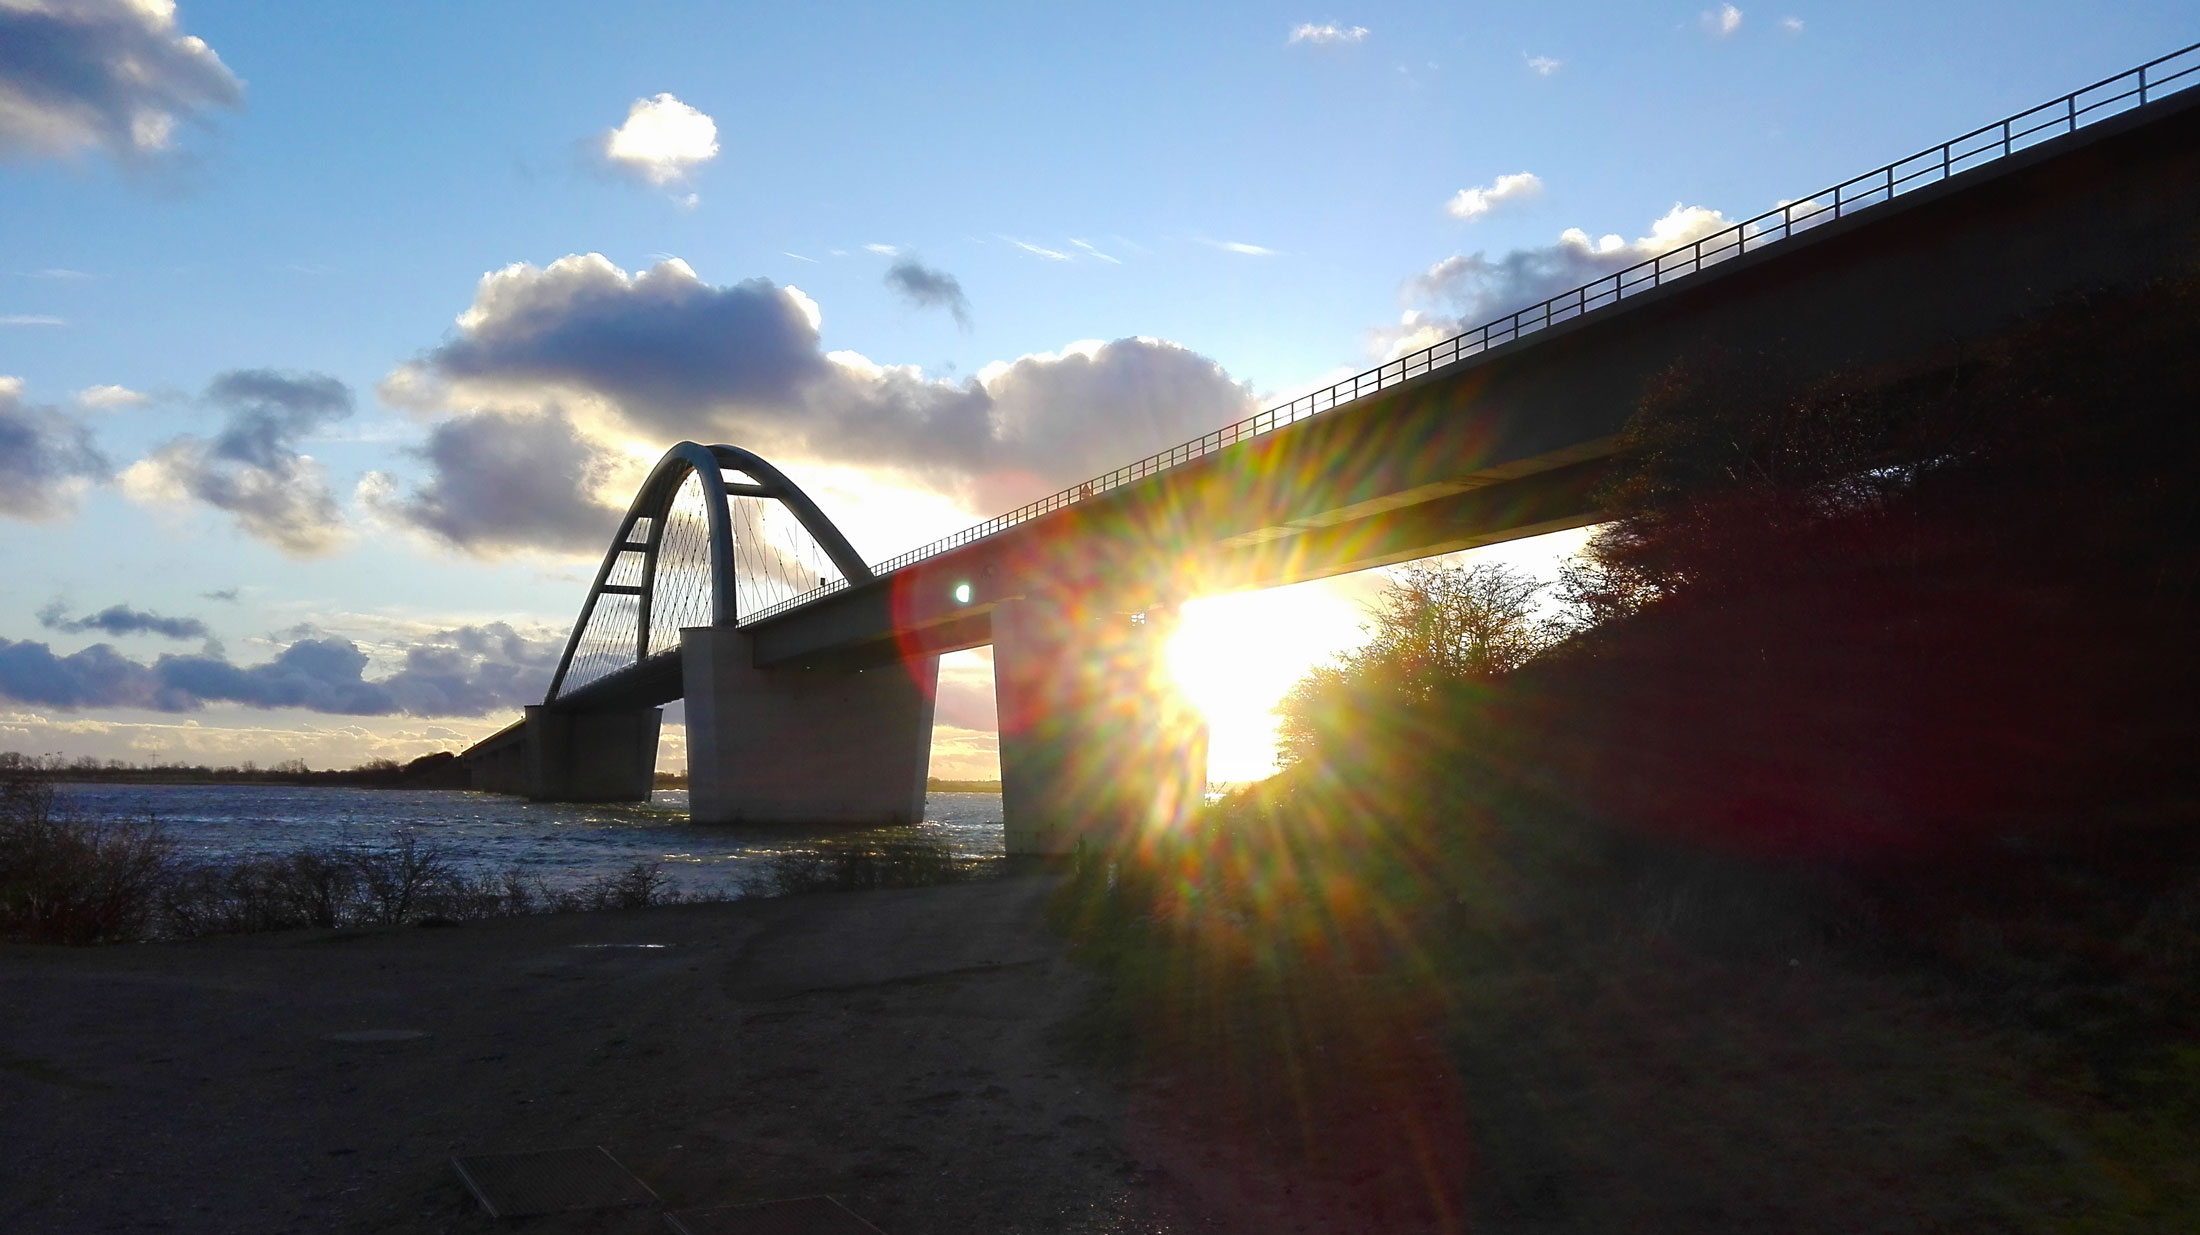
[1276,561,1549,767]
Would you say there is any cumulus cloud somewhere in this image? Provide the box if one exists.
[359,405,626,557]
[1703,4,1743,37]
[961,337,1260,510]
[1289,23,1368,45]
[375,622,566,716]
[390,256,827,415]
[120,368,352,555]
[76,383,148,408]
[0,375,107,520]
[378,254,1258,552]
[1525,54,1561,76]
[884,257,971,329]
[601,92,718,186]
[39,600,209,641]
[0,621,562,717]
[1375,203,1741,358]
[0,0,243,162]
[1445,171,1543,221]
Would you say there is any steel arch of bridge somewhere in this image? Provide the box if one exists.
[544,442,870,704]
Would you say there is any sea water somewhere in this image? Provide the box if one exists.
[50,783,1005,899]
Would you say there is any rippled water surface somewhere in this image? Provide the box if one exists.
[51,783,1005,898]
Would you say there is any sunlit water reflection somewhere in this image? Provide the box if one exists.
[51,783,1005,899]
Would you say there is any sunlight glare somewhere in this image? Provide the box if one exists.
[1165,582,1371,784]
[1164,528,1599,784]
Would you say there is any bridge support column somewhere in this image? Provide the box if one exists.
[993,596,1207,856]
[681,626,939,825]
[519,705,661,802]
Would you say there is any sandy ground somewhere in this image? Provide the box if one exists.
[0,874,1204,1234]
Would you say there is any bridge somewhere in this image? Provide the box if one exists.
[463,46,2200,853]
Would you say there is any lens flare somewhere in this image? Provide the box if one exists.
[1164,583,1372,783]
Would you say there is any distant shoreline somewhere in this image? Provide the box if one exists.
[34,768,1005,795]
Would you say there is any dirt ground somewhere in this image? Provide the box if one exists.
[0,874,1211,1234]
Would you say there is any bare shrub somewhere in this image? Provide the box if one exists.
[349,831,450,926]
[420,868,548,922]
[275,850,356,929]
[554,861,673,912]
[161,857,324,937]
[0,770,172,944]
[162,837,456,934]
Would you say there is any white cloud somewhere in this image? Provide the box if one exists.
[862,243,901,256]
[1525,54,1562,76]
[1,315,64,326]
[1289,23,1369,45]
[1703,4,1744,37]
[602,92,719,186]
[1445,171,1544,221]
[1069,238,1121,264]
[1208,240,1278,257]
[1376,203,1741,358]
[0,0,243,162]
[76,384,147,408]
[1781,16,1804,33]
[1005,238,1072,261]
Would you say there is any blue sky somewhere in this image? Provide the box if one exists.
[1,1,2191,775]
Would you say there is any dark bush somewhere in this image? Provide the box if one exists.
[349,832,450,925]
[0,769,172,944]
[561,860,674,911]
[768,840,982,895]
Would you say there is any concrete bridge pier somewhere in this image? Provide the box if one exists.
[681,626,939,825]
[517,705,662,802]
[993,595,1208,856]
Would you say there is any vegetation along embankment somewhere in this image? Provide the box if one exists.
[1052,274,2200,1231]
[0,768,990,946]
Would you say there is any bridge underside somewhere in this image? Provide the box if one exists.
[463,706,661,804]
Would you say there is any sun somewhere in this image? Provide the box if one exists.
[1163,581,1372,784]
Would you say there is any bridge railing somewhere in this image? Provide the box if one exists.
[745,42,2200,626]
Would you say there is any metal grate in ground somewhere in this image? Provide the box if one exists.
[449,1144,659,1218]
[664,1195,887,1234]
